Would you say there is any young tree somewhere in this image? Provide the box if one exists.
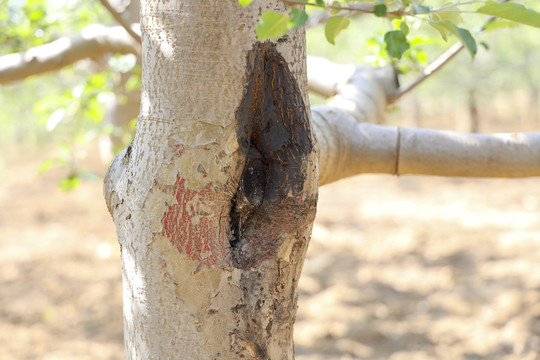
[103,1,320,358]
[101,0,540,358]
[3,0,540,358]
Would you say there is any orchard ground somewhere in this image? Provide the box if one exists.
[1,141,540,360]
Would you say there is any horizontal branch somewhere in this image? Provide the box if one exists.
[308,56,540,185]
[398,128,540,177]
[0,24,140,84]
[316,122,540,185]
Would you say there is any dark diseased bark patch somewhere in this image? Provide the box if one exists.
[230,42,314,269]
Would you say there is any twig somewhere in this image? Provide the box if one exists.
[389,42,463,103]
[306,8,365,29]
[99,0,141,43]
[433,0,488,12]
[389,0,509,103]
[280,0,407,17]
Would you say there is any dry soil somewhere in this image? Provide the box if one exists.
[1,148,540,360]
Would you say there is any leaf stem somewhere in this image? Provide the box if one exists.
[389,42,463,104]
[280,0,407,18]
[432,10,479,13]
[433,0,488,12]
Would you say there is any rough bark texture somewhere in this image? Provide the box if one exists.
[104,1,317,359]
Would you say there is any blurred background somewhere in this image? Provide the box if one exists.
[1,1,540,359]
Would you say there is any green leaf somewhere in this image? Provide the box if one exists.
[434,7,462,24]
[455,28,477,57]
[59,174,80,191]
[400,21,409,36]
[38,159,56,175]
[429,8,462,42]
[384,30,409,59]
[256,11,290,41]
[484,20,519,31]
[90,102,105,122]
[324,16,350,45]
[374,4,387,17]
[413,5,430,15]
[330,1,342,15]
[238,0,254,7]
[477,2,540,28]
[429,22,449,41]
[87,73,107,88]
[28,10,44,21]
[290,8,308,29]
[441,22,477,57]
[125,74,141,92]
[314,0,325,6]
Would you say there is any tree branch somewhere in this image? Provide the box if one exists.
[308,56,398,185]
[99,0,142,43]
[308,56,540,185]
[0,24,140,84]
[390,0,509,102]
[389,42,463,104]
[395,128,540,177]
[319,123,540,183]
[280,0,406,17]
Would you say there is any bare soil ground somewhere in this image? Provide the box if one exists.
[1,147,540,360]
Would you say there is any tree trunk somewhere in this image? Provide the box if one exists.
[104,1,318,359]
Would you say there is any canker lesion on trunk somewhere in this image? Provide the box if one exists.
[230,41,315,269]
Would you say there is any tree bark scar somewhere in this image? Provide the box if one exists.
[230,42,314,269]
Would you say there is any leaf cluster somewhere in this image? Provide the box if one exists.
[0,0,135,190]
[240,0,540,60]
[0,0,110,53]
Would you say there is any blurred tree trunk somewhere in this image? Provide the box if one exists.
[104,1,318,358]
[100,0,141,160]
[529,85,539,126]
[468,89,479,133]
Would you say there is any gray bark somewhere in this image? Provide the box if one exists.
[104,1,317,358]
